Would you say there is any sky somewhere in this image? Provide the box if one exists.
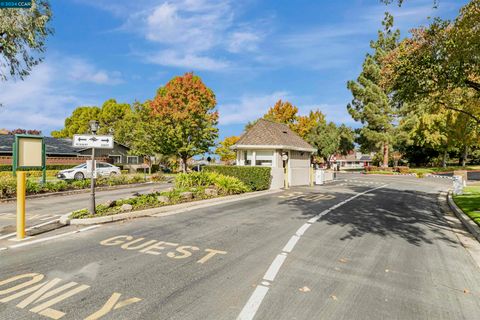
[0,0,469,141]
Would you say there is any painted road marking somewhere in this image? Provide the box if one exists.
[100,235,227,264]
[0,272,141,319]
[277,191,303,199]
[262,254,287,282]
[0,218,60,240]
[2,225,99,250]
[236,184,387,320]
[282,235,300,253]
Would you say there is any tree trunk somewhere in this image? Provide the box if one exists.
[180,156,188,173]
[461,145,468,167]
[442,150,447,168]
[382,142,389,168]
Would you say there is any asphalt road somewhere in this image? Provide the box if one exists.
[0,182,171,234]
[0,174,479,319]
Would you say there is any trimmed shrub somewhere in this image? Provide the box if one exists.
[0,164,83,172]
[203,165,271,191]
[175,171,250,195]
[394,166,410,174]
[364,166,379,172]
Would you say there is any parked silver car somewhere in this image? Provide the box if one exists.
[57,162,121,180]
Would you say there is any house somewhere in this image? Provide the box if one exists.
[0,135,143,167]
[231,119,316,189]
[332,151,373,169]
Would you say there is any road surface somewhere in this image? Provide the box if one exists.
[0,174,479,320]
[0,182,171,234]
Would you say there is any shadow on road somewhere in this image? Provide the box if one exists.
[279,185,458,247]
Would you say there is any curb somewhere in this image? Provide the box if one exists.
[447,191,480,242]
[60,189,283,225]
[0,181,170,203]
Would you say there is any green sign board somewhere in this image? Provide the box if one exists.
[12,134,46,184]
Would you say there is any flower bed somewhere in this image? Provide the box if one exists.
[0,174,162,199]
[71,171,250,219]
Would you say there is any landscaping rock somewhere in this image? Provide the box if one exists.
[103,200,116,208]
[157,196,170,204]
[205,188,218,196]
[180,192,194,200]
[164,187,174,192]
[120,204,133,212]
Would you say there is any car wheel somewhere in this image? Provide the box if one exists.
[110,172,117,176]
[74,172,84,180]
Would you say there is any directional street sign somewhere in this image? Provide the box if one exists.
[73,135,114,149]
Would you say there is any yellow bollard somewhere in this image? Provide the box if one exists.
[16,171,26,240]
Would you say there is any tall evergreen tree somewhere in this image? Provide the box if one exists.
[347,13,399,167]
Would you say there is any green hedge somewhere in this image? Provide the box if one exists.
[203,165,271,191]
[0,164,80,172]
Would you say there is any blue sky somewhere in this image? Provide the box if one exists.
[0,0,468,140]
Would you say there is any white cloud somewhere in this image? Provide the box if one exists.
[67,58,123,85]
[219,91,289,125]
[139,1,232,52]
[227,31,261,53]
[146,50,229,70]
[82,0,266,71]
[0,63,85,131]
[0,56,117,132]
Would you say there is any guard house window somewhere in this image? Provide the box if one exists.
[109,155,121,164]
[255,150,273,166]
[244,151,252,165]
[127,156,139,164]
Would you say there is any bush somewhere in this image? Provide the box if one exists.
[0,173,151,199]
[150,173,164,182]
[394,166,410,174]
[0,164,82,172]
[175,171,250,195]
[203,165,271,191]
[365,166,379,172]
[0,176,16,198]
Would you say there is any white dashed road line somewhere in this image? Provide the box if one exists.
[236,184,387,320]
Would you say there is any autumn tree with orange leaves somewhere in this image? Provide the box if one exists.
[149,72,219,172]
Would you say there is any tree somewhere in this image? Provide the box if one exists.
[292,110,325,139]
[0,0,53,81]
[149,72,219,172]
[51,106,101,138]
[308,122,339,167]
[383,0,480,125]
[215,136,240,163]
[347,13,399,167]
[51,99,133,145]
[306,119,355,167]
[97,99,132,144]
[263,100,298,127]
[126,101,165,157]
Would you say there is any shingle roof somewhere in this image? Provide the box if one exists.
[0,135,80,156]
[232,119,315,152]
[359,155,372,161]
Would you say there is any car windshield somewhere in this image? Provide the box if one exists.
[72,164,86,169]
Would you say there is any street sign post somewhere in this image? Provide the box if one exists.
[74,123,114,215]
[73,135,114,149]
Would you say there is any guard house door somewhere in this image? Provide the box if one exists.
[282,151,289,188]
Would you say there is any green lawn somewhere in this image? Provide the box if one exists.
[453,186,480,226]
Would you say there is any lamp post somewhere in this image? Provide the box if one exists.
[89,120,99,215]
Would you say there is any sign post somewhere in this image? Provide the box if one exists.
[12,134,45,239]
[73,127,114,215]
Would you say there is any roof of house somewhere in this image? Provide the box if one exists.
[0,135,81,156]
[232,119,315,152]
